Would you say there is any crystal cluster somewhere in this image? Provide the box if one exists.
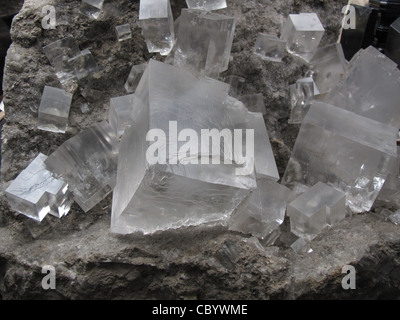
[173,9,236,78]
[253,33,286,62]
[5,153,73,222]
[45,121,119,212]
[281,13,325,62]
[139,0,175,56]
[37,86,73,133]
[185,0,227,11]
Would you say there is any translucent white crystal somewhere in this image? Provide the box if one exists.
[253,33,286,62]
[124,63,147,93]
[109,94,135,137]
[37,86,72,134]
[68,48,98,80]
[173,9,236,78]
[45,121,119,212]
[81,0,104,19]
[139,0,175,56]
[239,94,266,115]
[111,60,258,235]
[224,75,245,98]
[288,78,315,125]
[228,179,290,239]
[282,101,398,213]
[185,0,227,11]
[5,153,73,222]
[115,23,132,42]
[281,13,325,62]
[290,238,313,254]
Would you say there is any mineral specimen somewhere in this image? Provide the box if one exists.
[288,182,345,240]
[173,9,236,78]
[386,17,400,66]
[80,0,104,20]
[124,63,147,93]
[139,0,175,56]
[115,23,132,42]
[228,179,290,239]
[111,60,258,235]
[281,13,325,62]
[253,33,286,62]
[185,0,227,11]
[45,121,119,212]
[37,86,72,134]
[239,94,266,115]
[282,101,398,213]
[109,94,135,137]
[5,153,73,222]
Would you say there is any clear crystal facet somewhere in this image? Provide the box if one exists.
[288,78,315,124]
[81,0,104,19]
[253,33,286,62]
[6,153,73,222]
[224,75,245,98]
[185,0,227,11]
[124,63,148,93]
[109,94,135,137]
[115,23,132,42]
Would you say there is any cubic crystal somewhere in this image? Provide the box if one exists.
[288,78,316,125]
[228,179,290,239]
[282,101,398,213]
[111,60,258,235]
[290,238,313,254]
[115,23,132,42]
[139,0,175,56]
[81,0,104,19]
[253,33,286,62]
[185,0,227,11]
[5,153,73,222]
[281,13,325,62]
[109,94,135,137]
[224,75,245,98]
[68,48,98,80]
[45,121,119,212]
[37,86,72,134]
[239,94,266,115]
[310,43,347,94]
[173,9,236,78]
[124,63,147,93]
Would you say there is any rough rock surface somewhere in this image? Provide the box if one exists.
[1,0,400,299]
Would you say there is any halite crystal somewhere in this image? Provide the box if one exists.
[139,0,175,56]
[5,153,73,222]
[111,60,263,235]
[288,78,318,125]
[288,182,346,240]
[68,48,98,80]
[290,238,313,254]
[45,121,119,212]
[253,33,286,62]
[224,75,245,98]
[281,13,325,62]
[323,46,400,128]
[185,0,227,11]
[124,63,147,93]
[81,0,104,19]
[228,179,290,239]
[310,43,347,94]
[239,94,266,115]
[282,101,398,213]
[115,23,132,42]
[173,9,236,78]
[109,94,135,137]
[37,86,72,134]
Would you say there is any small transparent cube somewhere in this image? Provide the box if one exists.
[115,23,132,42]
[5,153,73,222]
[81,0,104,19]
[254,33,286,62]
[68,48,98,80]
[224,75,245,98]
[288,78,315,124]
[239,93,266,115]
[185,0,227,11]
[124,63,147,93]
[281,13,325,62]
[139,0,175,56]
[290,238,313,254]
[38,86,72,134]
[109,94,135,137]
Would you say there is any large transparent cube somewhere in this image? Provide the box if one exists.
[228,179,290,239]
[253,33,286,62]
[139,0,175,56]
[37,86,72,134]
[45,121,119,212]
[281,13,325,62]
[173,9,236,78]
[282,101,398,213]
[109,94,135,137]
[185,0,227,11]
[5,153,73,222]
[323,46,400,128]
[288,182,345,240]
[124,63,148,93]
[310,43,347,94]
[81,0,104,19]
[111,60,260,235]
